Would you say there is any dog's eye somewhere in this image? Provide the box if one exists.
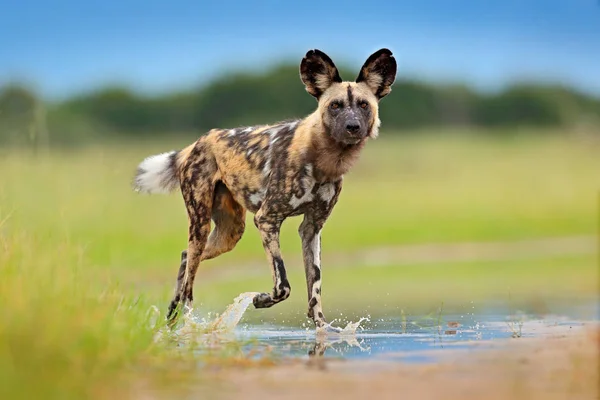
[330,102,341,110]
[359,101,368,109]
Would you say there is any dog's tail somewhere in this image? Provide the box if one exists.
[132,149,181,194]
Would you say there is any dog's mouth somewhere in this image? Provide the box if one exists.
[340,136,364,146]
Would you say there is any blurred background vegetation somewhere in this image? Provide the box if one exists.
[1,68,600,149]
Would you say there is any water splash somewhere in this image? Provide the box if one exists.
[208,292,260,331]
[317,317,369,337]
[151,292,370,350]
[151,292,261,344]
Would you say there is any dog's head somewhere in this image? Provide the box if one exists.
[300,48,396,145]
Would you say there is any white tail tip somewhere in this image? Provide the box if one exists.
[133,151,179,194]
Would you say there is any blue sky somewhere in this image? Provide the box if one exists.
[1,0,599,99]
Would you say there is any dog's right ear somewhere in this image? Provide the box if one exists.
[300,49,342,99]
[356,48,397,100]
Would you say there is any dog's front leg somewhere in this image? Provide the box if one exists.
[299,181,343,328]
[252,210,291,308]
[298,214,328,328]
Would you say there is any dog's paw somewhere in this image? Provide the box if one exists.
[252,292,274,308]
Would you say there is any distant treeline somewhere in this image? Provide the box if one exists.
[1,64,599,147]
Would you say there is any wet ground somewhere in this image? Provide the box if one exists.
[165,293,598,364]
[206,324,600,400]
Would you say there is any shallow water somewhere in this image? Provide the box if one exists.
[157,292,598,364]
[234,315,591,363]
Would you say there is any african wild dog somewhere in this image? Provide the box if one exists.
[133,48,397,329]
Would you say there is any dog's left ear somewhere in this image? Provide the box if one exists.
[300,49,342,99]
[356,48,397,100]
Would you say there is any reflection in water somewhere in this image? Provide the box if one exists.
[309,334,368,358]
[308,340,327,357]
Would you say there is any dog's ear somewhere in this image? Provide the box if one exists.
[300,49,342,99]
[355,48,397,100]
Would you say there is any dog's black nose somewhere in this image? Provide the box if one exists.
[346,123,360,133]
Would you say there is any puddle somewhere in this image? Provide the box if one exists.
[153,293,598,364]
[232,314,592,363]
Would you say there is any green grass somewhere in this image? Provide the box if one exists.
[1,130,598,272]
[0,129,598,399]
[0,232,174,399]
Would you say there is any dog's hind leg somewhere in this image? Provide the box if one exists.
[172,249,188,306]
[201,182,246,261]
[167,200,213,322]
[170,182,245,314]
[167,143,216,323]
